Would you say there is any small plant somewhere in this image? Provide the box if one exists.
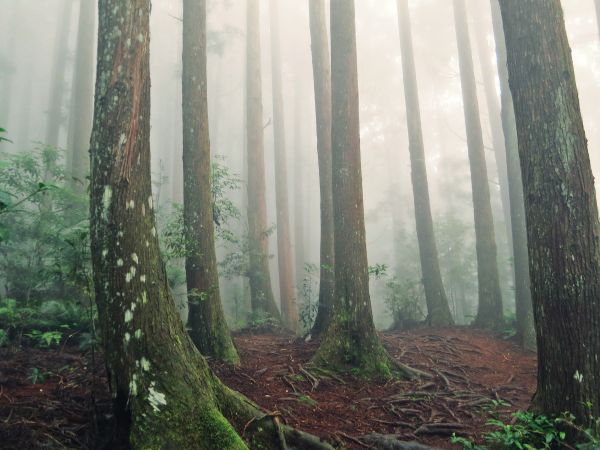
[28,367,52,385]
[0,328,8,347]
[451,407,600,450]
[25,330,62,347]
[298,263,319,333]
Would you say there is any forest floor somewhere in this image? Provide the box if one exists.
[0,327,536,449]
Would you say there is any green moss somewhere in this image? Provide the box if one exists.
[131,400,248,450]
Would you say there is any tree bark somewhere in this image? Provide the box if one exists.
[269,0,298,331]
[246,0,280,320]
[452,0,504,330]
[396,0,453,327]
[182,0,239,364]
[308,0,335,335]
[46,0,74,148]
[499,0,600,423]
[90,2,332,448]
[67,0,96,192]
[313,0,402,378]
[489,0,535,350]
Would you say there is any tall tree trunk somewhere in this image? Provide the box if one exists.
[472,4,513,258]
[499,0,600,423]
[313,0,411,379]
[67,0,96,192]
[293,85,306,306]
[396,0,453,327]
[452,0,504,330]
[182,0,239,364]
[245,0,280,320]
[90,2,331,448]
[46,0,74,148]
[0,4,18,132]
[308,0,335,335]
[269,0,298,331]
[490,0,535,350]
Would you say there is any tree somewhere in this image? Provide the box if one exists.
[308,0,335,335]
[0,4,18,132]
[452,0,503,330]
[46,0,74,148]
[90,1,332,448]
[489,0,535,350]
[499,0,600,423]
[182,0,239,364]
[472,2,512,255]
[396,0,453,327]
[313,0,412,378]
[246,0,280,320]
[66,0,95,192]
[269,0,298,331]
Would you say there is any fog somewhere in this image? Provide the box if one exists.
[2,0,600,328]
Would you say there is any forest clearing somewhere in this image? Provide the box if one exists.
[1,0,600,448]
[1,328,536,449]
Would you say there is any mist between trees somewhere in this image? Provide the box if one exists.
[0,0,599,449]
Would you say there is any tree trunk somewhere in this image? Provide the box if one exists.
[182,0,239,364]
[308,0,335,335]
[452,0,504,330]
[90,2,332,448]
[0,4,18,132]
[472,4,512,257]
[293,84,306,308]
[67,0,95,192]
[46,0,74,148]
[499,0,600,423]
[489,0,535,350]
[396,0,453,327]
[313,0,405,378]
[246,0,280,320]
[269,0,298,331]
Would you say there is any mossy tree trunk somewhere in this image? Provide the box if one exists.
[313,0,403,378]
[452,0,504,330]
[245,0,280,321]
[499,0,600,423]
[269,0,298,332]
[182,0,239,364]
[308,0,335,336]
[396,0,453,327]
[66,0,95,193]
[90,2,332,448]
[46,0,74,148]
[489,0,535,351]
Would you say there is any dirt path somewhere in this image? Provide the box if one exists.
[0,327,536,449]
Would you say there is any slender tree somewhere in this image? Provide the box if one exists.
[67,0,96,192]
[472,4,512,254]
[500,0,600,423]
[90,2,332,448]
[246,0,280,320]
[269,0,298,331]
[452,0,503,330]
[308,0,335,335]
[313,0,414,378]
[182,0,239,364]
[396,0,453,326]
[293,84,306,306]
[490,0,535,350]
[46,0,74,148]
[0,4,18,131]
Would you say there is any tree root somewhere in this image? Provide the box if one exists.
[360,433,444,450]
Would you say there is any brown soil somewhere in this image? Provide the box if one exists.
[0,327,536,449]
